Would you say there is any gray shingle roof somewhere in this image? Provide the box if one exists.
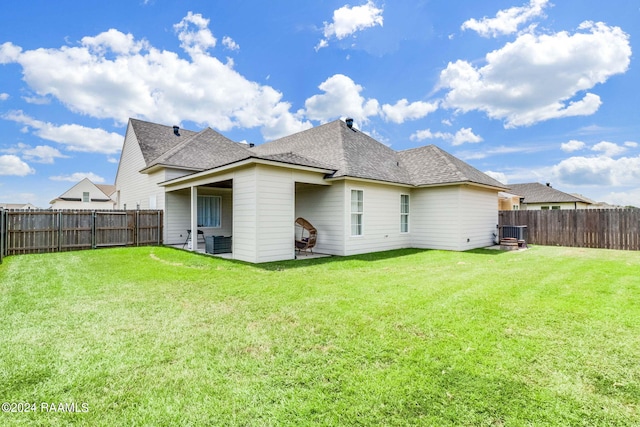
[130,118,506,189]
[508,183,588,204]
[398,145,507,188]
[130,119,199,166]
[148,127,252,170]
[253,120,505,188]
[252,120,412,184]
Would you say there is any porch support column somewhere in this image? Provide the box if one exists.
[190,186,198,252]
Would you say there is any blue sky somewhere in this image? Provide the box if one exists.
[1,0,638,207]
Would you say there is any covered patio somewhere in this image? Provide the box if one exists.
[160,158,334,263]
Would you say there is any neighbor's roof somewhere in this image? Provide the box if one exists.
[129,118,506,189]
[508,183,589,204]
[96,184,116,197]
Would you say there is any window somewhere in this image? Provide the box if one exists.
[541,206,550,210]
[82,192,90,203]
[351,190,363,236]
[400,194,409,233]
[197,196,221,227]
[551,206,561,210]
[512,205,519,210]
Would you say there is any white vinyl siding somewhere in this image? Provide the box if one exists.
[232,165,296,263]
[400,194,409,233]
[523,202,590,210]
[351,189,363,236]
[343,181,413,256]
[411,185,497,251]
[295,181,345,256]
[232,168,258,263]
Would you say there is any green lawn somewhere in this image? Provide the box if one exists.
[1,245,638,426]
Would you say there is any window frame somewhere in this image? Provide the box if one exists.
[82,192,90,203]
[350,189,363,237]
[400,194,410,233]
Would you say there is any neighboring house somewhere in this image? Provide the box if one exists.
[498,192,522,210]
[115,118,507,263]
[508,183,591,210]
[50,178,117,210]
[0,203,39,210]
[570,193,622,209]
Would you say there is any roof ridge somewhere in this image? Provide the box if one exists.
[432,146,471,182]
[149,128,212,166]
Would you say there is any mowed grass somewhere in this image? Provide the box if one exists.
[0,246,638,426]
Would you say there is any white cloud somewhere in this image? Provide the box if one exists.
[624,141,638,148]
[462,0,550,38]
[381,99,439,124]
[222,36,239,51]
[174,12,217,56]
[410,127,482,146]
[591,141,626,157]
[0,93,9,101]
[439,22,631,128]
[0,13,309,141]
[561,139,586,152]
[451,127,483,146]
[0,155,35,176]
[2,142,68,164]
[23,145,68,164]
[410,129,447,141]
[316,1,383,50]
[552,155,640,186]
[304,74,379,123]
[50,172,105,183]
[4,111,123,154]
[23,96,50,105]
[604,189,640,207]
[484,170,508,184]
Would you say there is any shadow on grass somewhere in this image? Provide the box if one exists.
[160,245,515,271]
[239,247,512,271]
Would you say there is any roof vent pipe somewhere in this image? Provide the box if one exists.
[546,182,551,187]
[345,117,354,129]
[173,125,180,136]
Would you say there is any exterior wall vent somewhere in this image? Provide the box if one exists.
[173,125,180,136]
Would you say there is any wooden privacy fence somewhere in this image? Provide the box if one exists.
[499,209,640,251]
[0,209,163,260]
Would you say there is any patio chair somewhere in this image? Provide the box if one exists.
[295,217,317,254]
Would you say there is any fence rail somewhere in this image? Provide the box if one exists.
[499,209,640,251]
[0,209,163,261]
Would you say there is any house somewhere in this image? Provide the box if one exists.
[0,203,39,210]
[115,118,507,263]
[507,183,591,210]
[50,178,117,210]
[498,191,522,210]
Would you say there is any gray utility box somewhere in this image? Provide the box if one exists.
[205,236,232,254]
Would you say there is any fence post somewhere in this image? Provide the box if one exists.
[0,208,4,263]
[157,210,161,245]
[136,210,140,247]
